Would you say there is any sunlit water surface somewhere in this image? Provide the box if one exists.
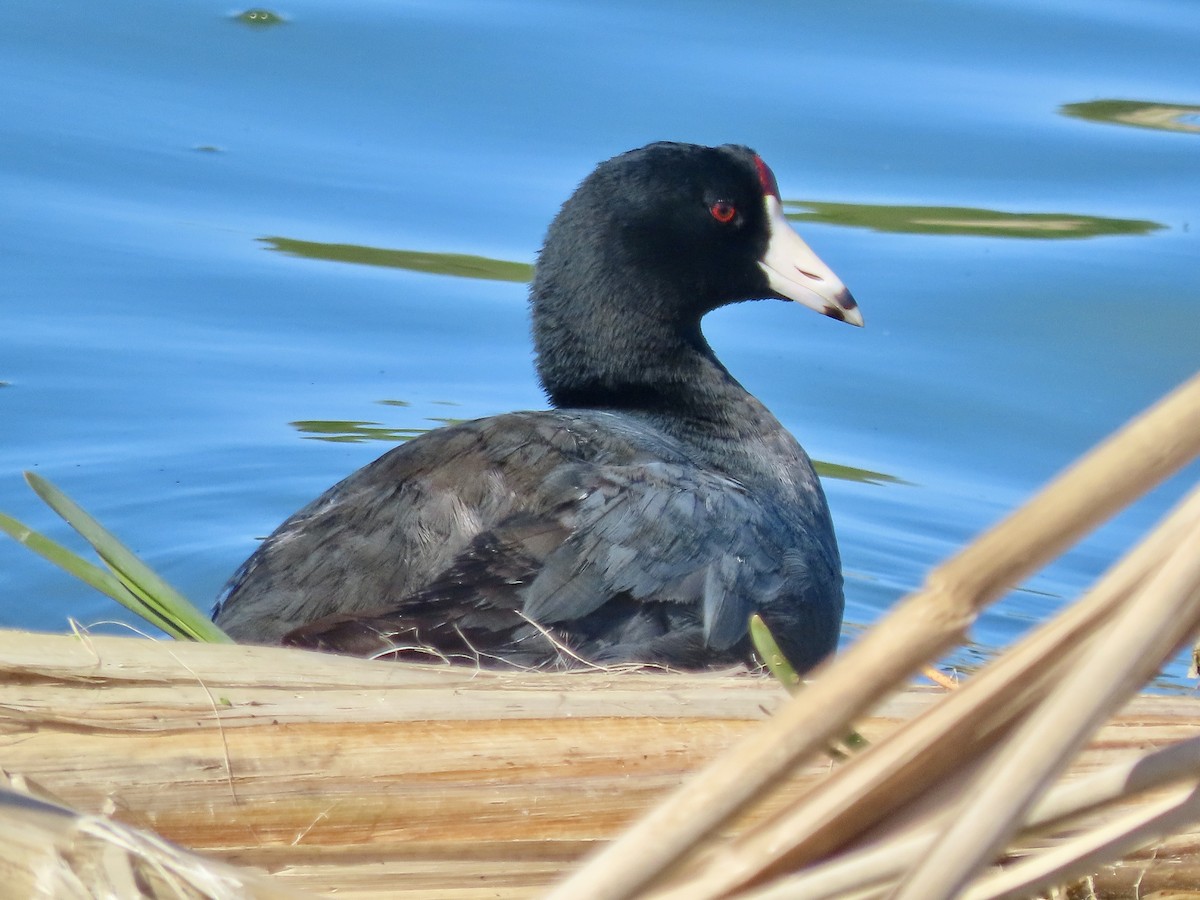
[2,0,1197,684]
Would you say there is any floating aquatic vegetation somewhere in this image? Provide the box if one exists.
[233,9,286,27]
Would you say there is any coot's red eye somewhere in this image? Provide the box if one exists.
[709,201,737,224]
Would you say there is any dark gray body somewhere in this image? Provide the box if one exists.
[215,407,841,670]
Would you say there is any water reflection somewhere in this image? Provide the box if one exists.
[290,416,464,443]
[290,420,431,443]
[290,414,904,485]
[260,237,534,282]
[1060,99,1200,136]
[816,462,908,487]
[263,194,1162,293]
[785,201,1162,240]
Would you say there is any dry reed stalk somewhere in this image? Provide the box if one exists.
[0,629,1197,896]
[1029,732,1200,826]
[647,477,1200,900]
[893,492,1200,897]
[0,778,306,899]
[546,371,1200,900]
[0,630,882,897]
[734,779,1200,900]
[926,733,1200,899]
[964,781,1200,900]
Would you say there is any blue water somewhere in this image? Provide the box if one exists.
[2,0,1197,683]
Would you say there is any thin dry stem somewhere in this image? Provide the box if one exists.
[894,492,1200,898]
[963,782,1200,900]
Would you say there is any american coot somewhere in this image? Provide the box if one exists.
[213,142,861,673]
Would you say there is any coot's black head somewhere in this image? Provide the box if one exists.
[532,142,860,409]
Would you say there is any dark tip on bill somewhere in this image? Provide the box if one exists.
[825,290,864,326]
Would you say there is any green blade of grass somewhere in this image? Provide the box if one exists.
[22,472,233,643]
[0,511,185,638]
[750,613,867,757]
[749,613,803,693]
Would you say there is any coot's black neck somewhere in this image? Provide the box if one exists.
[531,276,815,501]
